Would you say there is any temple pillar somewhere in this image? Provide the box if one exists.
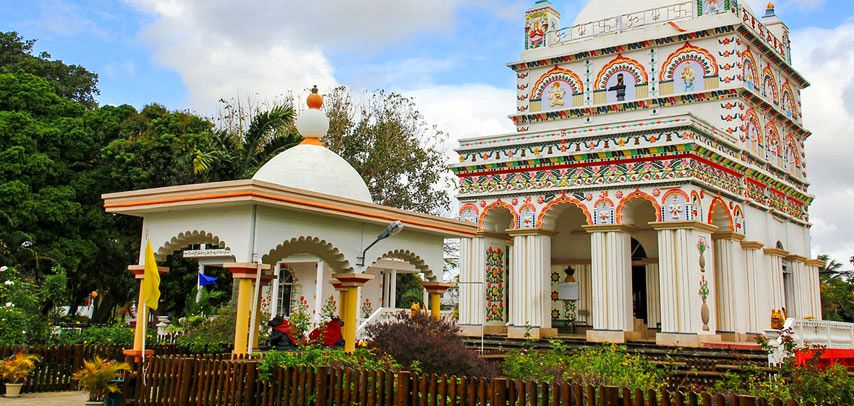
[764,248,788,315]
[125,265,169,358]
[459,234,510,336]
[251,272,276,350]
[507,229,555,339]
[805,259,824,320]
[712,232,748,339]
[458,237,484,334]
[741,241,770,332]
[582,224,633,343]
[422,282,454,319]
[651,221,721,347]
[332,273,374,353]
[224,263,272,355]
[787,256,814,319]
[644,261,661,330]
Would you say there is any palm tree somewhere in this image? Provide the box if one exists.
[818,254,850,279]
[194,104,301,179]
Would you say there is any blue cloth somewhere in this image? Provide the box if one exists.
[198,273,218,287]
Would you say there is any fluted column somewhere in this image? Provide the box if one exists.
[458,237,485,331]
[583,224,633,343]
[764,248,787,313]
[644,261,661,329]
[712,232,747,337]
[805,259,823,320]
[507,229,555,339]
[742,241,769,332]
[651,221,720,347]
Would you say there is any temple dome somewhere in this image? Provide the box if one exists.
[252,87,373,203]
[573,0,686,26]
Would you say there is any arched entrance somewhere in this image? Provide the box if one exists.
[620,196,660,339]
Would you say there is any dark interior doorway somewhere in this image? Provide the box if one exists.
[630,238,648,323]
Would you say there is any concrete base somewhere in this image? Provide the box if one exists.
[656,332,722,348]
[459,324,508,336]
[507,326,559,339]
[586,330,628,343]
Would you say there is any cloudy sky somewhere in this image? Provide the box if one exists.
[1,0,852,266]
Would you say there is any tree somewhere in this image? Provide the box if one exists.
[817,255,854,322]
[0,32,99,109]
[195,99,300,180]
[323,87,450,214]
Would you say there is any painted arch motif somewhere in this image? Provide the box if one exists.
[762,65,779,105]
[661,189,690,221]
[743,48,759,91]
[731,204,746,234]
[593,198,615,225]
[531,66,584,110]
[765,123,782,164]
[536,194,593,229]
[459,203,479,223]
[595,54,648,103]
[615,190,662,224]
[781,81,798,118]
[660,43,718,93]
[742,108,763,155]
[707,197,734,232]
[478,200,519,230]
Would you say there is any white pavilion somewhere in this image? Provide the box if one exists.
[104,88,473,354]
[453,0,824,347]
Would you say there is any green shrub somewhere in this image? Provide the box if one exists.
[0,266,67,344]
[54,323,135,346]
[503,342,667,392]
[258,346,400,381]
[175,305,235,353]
[365,312,495,378]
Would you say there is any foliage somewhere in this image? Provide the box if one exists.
[0,32,99,109]
[717,331,854,403]
[288,296,312,340]
[183,286,227,318]
[258,346,400,381]
[0,265,68,344]
[503,342,668,393]
[175,305,235,353]
[319,295,337,321]
[53,323,135,346]
[365,312,494,378]
[396,273,424,308]
[323,87,451,214]
[817,254,853,322]
[0,352,40,383]
[72,356,131,401]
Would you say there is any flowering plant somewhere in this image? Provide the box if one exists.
[698,275,710,300]
[320,295,337,320]
[0,352,40,383]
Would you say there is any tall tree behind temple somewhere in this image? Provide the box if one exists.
[323,87,451,215]
[0,32,99,109]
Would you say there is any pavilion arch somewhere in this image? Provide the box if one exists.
[367,249,436,281]
[156,230,228,261]
[262,236,353,274]
[479,200,518,233]
[616,191,662,224]
[708,197,734,232]
[537,195,592,230]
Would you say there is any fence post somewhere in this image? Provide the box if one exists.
[396,371,411,406]
[603,386,619,406]
[244,361,257,406]
[316,366,328,406]
[492,378,507,406]
[176,358,194,406]
[72,344,84,374]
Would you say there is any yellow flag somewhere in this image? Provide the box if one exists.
[140,240,161,311]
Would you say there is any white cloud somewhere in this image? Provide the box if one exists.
[791,22,854,265]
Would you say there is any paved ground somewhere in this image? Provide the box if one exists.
[1,391,88,405]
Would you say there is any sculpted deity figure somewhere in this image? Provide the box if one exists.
[548,82,566,107]
[681,65,696,91]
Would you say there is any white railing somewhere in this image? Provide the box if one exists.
[767,318,854,364]
[549,1,733,46]
[356,307,406,340]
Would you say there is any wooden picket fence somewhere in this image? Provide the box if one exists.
[0,344,189,394]
[128,355,800,406]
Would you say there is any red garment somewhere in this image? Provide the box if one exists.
[308,319,343,347]
[274,319,306,346]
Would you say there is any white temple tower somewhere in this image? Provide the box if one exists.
[453,0,822,346]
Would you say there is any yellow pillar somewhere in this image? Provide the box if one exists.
[429,292,442,319]
[233,278,253,355]
[331,273,374,354]
[421,282,454,320]
[343,287,359,353]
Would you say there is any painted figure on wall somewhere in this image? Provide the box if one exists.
[681,65,696,91]
[608,74,628,101]
[548,82,566,107]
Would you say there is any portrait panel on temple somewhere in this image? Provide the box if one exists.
[674,60,705,93]
[605,71,637,103]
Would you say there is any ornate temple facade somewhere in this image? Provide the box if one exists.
[454,0,823,346]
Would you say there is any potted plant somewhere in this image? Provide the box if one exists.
[0,352,40,397]
[72,356,131,405]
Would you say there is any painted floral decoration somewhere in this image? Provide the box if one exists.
[698,275,710,300]
[361,298,373,319]
[696,238,707,255]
